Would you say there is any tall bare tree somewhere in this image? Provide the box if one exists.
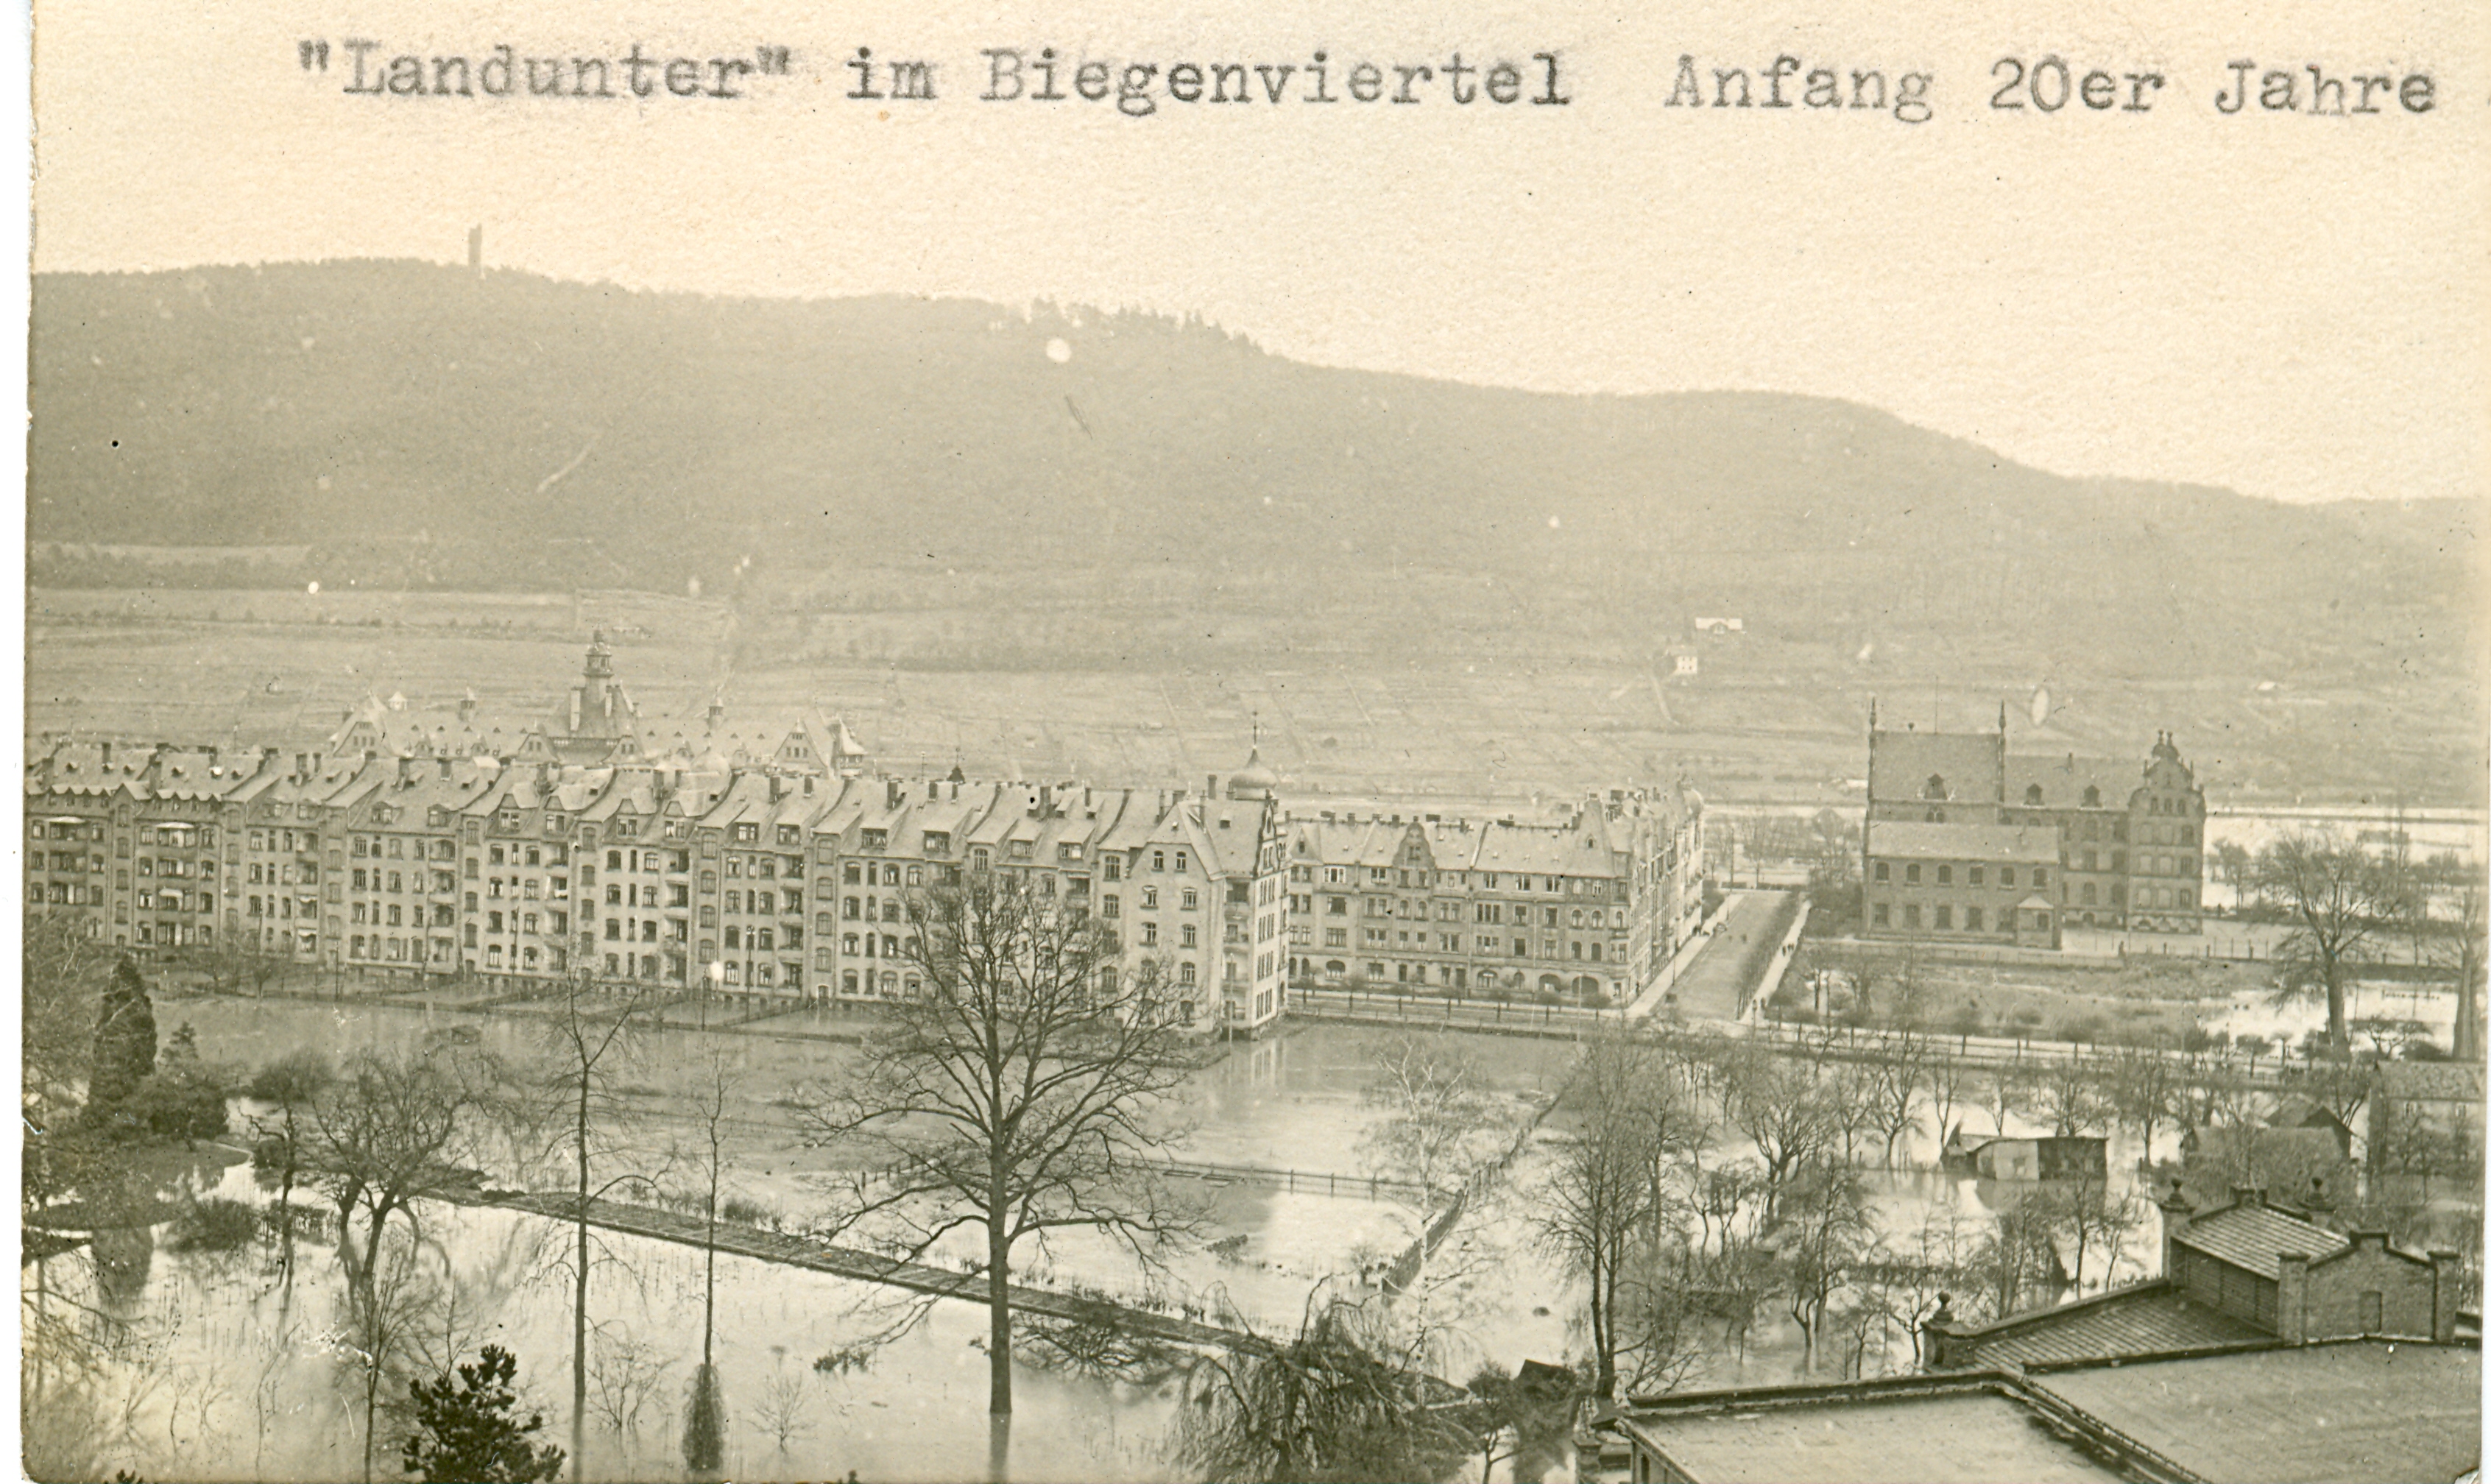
[1536,1035,1656,1397]
[796,869,1203,1442]
[676,1045,738,1474]
[1865,1030,1929,1167]
[2253,830,2395,1056]
[1360,1032,1513,1305]
[2409,861,2486,1061]
[527,974,662,1481]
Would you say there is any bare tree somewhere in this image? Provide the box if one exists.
[1775,1157,1873,1374]
[586,1326,672,1435]
[1723,1042,1835,1220]
[1968,1192,2060,1322]
[677,1045,739,1474]
[2032,1056,2111,1137]
[1363,1031,1517,1306]
[1980,1063,2031,1138]
[246,1049,336,1270]
[795,869,1204,1433]
[333,1228,448,1484]
[1170,1290,1474,1484]
[526,973,663,1481]
[2039,1167,2141,1296]
[1536,1036,1656,1397]
[2104,1044,2181,1166]
[2253,830,2396,1056]
[2409,861,2487,1061]
[1865,1031,1929,1167]
[1362,1033,1511,1206]
[305,1050,484,1288]
[748,1359,816,1453]
[1925,1046,1972,1153]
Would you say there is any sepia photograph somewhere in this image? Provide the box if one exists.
[15,0,2487,1480]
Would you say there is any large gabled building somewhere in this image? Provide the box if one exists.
[1276,784,1703,1007]
[1861,704,2208,947]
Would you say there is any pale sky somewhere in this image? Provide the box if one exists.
[26,0,2490,506]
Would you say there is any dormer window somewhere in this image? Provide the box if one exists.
[1059,843,1084,861]
[1923,774,1948,800]
[861,828,888,851]
[923,832,950,856]
[1010,840,1033,860]
[777,825,799,846]
[2025,784,2045,805]
[2082,785,2102,808]
[735,823,760,844]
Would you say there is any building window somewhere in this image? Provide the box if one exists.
[1905,863,1921,886]
[1936,865,1952,886]
[1873,862,1889,883]
[2001,867,2016,888]
[1873,903,1890,928]
[1965,905,1983,931]
[1935,905,1951,930]
[1903,904,1921,929]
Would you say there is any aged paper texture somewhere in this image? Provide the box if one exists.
[17,0,2488,1480]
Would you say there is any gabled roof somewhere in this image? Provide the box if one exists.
[2005,754,2137,809]
[1945,1279,2269,1368]
[2175,1198,2350,1275]
[1868,728,2004,805]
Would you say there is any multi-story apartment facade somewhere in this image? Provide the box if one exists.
[1861,704,2208,947]
[1278,785,1703,1006]
[28,638,1679,1038]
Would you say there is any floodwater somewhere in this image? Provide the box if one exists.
[26,1193,1179,1484]
[38,997,2165,1482]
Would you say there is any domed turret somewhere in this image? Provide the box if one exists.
[1227,747,1279,799]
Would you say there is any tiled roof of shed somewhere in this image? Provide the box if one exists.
[2177,1201,2349,1276]
[1965,1282,2269,1367]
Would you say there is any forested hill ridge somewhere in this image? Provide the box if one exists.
[27,261,2480,696]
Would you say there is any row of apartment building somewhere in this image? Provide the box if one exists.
[24,637,1706,1034]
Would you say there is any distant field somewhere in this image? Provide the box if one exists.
[25,587,2484,809]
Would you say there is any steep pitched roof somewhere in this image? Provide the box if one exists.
[1868,729,2004,805]
[2005,753,2137,809]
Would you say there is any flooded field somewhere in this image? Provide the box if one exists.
[26,1195,1178,1484]
[40,990,2411,1483]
